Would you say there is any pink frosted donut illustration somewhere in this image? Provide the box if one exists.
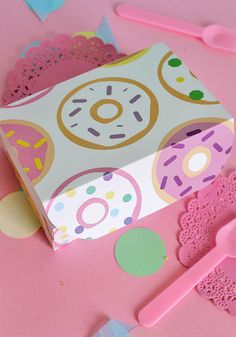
[46,168,142,245]
[0,120,54,185]
[153,118,234,203]
[57,77,158,150]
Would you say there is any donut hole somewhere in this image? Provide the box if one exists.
[90,99,123,124]
[183,146,211,177]
[82,203,105,224]
[188,152,208,172]
[97,103,118,119]
[76,198,109,228]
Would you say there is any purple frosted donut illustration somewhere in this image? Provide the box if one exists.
[153,118,234,203]
[57,77,158,149]
[46,168,142,245]
[158,51,219,104]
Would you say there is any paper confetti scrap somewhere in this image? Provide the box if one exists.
[21,41,41,57]
[115,228,167,277]
[0,190,40,238]
[93,320,134,337]
[25,0,64,21]
[96,16,119,50]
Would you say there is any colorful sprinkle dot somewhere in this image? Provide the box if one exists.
[103,172,113,181]
[123,194,132,202]
[109,227,118,233]
[176,76,185,83]
[60,226,67,233]
[86,186,96,195]
[189,90,204,100]
[168,58,182,67]
[75,226,84,234]
[66,188,76,198]
[54,202,64,211]
[110,208,119,217]
[105,191,115,200]
[124,217,133,225]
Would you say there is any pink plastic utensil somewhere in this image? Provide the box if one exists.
[116,4,236,52]
[138,218,236,327]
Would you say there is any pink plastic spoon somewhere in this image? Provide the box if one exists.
[138,218,236,327]
[116,4,236,52]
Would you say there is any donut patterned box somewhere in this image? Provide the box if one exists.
[0,43,234,250]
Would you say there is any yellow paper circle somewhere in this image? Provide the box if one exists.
[0,191,41,238]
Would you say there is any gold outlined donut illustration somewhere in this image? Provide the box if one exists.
[158,51,219,104]
[57,77,159,149]
[152,118,234,203]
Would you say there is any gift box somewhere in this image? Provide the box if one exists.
[0,43,234,250]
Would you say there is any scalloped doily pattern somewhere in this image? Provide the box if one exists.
[2,34,125,105]
[179,171,236,315]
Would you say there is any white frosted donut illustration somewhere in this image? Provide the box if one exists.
[57,77,158,149]
[158,51,219,104]
[153,118,234,203]
[46,168,142,245]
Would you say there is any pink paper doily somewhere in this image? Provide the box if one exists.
[178,171,236,315]
[2,34,125,105]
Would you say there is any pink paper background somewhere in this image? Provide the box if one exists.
[0,1,236,337]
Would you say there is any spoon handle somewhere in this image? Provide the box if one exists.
[138,246,226,327]
[116,4,203,38]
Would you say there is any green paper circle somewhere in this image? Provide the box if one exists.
[115,228,167,277]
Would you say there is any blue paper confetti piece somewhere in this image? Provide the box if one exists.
[96,16,119,50]
[21,41,41,58]
[93,320,134,337]
[25,0,65,21]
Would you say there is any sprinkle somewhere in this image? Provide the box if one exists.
[213,143,223,152]
[160,176,167,189]
[34,138,46,149]
[201,130,214,142]
[174,175,183,186]
[5,130,15,138]
[180,186,192,197]
[72,99,87,103]
[123,88,128,92]
[186,129,201,137]
[225,146,232,154]
[110,134,126,139]
[16,139,30,148]
[133,111,143,122]
[34,158,43,170]
[129,94,141,104]
[171,143,185,149]
[106,85,112,95]
[71,123,78,128]
[88,128,100,137]
[164,155,177,166]
[203,175,216,182]
[24,167,30,172]
[69,107,81,117]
